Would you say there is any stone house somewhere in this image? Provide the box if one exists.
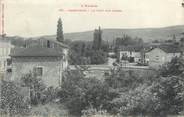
[10,40,69,87]
[146,45,181,69]
[25,39,69,69]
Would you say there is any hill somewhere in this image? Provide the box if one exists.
[40,25,184,42]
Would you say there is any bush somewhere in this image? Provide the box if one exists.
[151,76,184,116]
[160,57,184,77]
[90,50,107,64]
[21,73,46,105]
[105,68,143,89]
[0,80,30,116]
[114,84,156,116]
[58,67,118,115]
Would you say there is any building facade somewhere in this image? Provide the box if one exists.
[10,40,69,87]
[146,47,181,69]
[0,39,14,72]
[118,46,142,63]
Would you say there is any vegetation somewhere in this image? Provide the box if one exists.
[160,57,184,77]
[1,57,184,116]
[59,57,184,116]
[0,80,30,116]
[58,67,118,115]
[93,27,102,50]
[21,72,59,105]
[56,18,64,43]
[69,40,108,65]
[115,34,143,48]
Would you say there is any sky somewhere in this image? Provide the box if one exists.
[2,0,184,37]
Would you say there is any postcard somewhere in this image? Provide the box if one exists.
[0,0,184,117]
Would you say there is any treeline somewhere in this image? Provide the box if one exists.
[69,40,108,65]
[115,34,144,47]
[69,26,109,65]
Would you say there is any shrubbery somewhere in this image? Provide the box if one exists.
[58,67,118,115]
[105,57,184,117]
[0,80,30,116]
[1,57,184,117]
[21,72,58,105]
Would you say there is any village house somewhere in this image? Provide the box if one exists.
[10,39,69,87]
[146,45,181,69]
[0,38,14,73]
[118,46,142,63]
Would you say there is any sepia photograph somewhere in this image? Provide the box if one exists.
[1,0,184,117]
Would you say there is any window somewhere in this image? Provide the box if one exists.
[7,68,12,73]
[33,67,43,76]
[130,51,132,55]
[7,59,12,66]
[155,56,159,60]
[47,40,51,48]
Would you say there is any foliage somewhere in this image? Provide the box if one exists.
[69,41,108,65]
[68,41,91,65]
[160,57,184,77]
[93,27,102,50]
[0,80,30,116]
[105,68,143,89]
[58,67,118,115]
[151,76,184,116]
[56,18,64,42]
[108,75,184,116]
[104,57,184,116]
[90,50,107,64]
[21,72,46,105]
[115,34,143,47]
[113,84,156,116]
[41,87,59,104]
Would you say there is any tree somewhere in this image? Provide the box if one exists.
[56,18,64,42]
[180,37,184,56]
[151,76,184,116]
[93,27,102,50]
[58,67,118,115]
[90,50,107,64]
[68,41,91,65]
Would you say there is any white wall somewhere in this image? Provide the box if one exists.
[0,40,14,72]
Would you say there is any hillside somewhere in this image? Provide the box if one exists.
[40,25,184,42]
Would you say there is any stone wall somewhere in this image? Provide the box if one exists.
[11,57,63,87]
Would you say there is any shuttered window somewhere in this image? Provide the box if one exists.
[33,67,43,76]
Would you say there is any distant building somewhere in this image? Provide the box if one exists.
[118,46,142,63]
[0,38,14,73]
[10,40,69,87]
[146,45,181,69]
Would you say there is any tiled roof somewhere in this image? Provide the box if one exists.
[48,39,69,48]
[147,45,181,53]
[119,45,144,52]
[159,45,181,53]
[10,47,64,57]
